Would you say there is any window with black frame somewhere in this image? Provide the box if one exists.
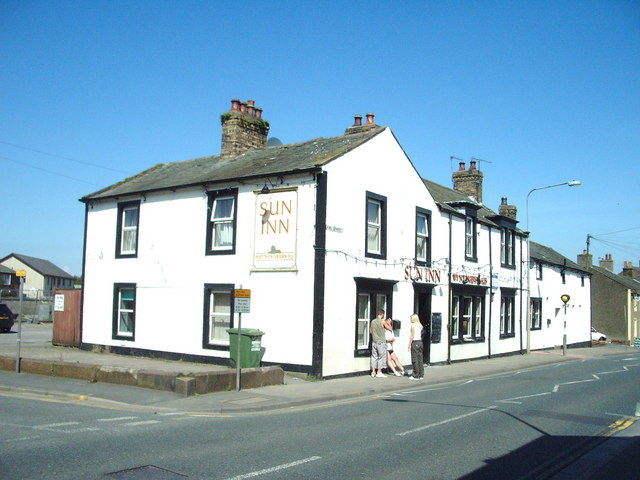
[451,291,485,342]
[112,283,136,340]
[206,188,238,255]
[116,201,140,258]
[500,290,516,337]
[365,192,387,259]
[416,207,431,265]
[354,278,394,356]
[203,283,234,350]
[530,297,542,330]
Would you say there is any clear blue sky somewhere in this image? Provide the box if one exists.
[2,1,639,276]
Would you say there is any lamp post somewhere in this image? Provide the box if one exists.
[525,180,581,353]
[561,294,570,356]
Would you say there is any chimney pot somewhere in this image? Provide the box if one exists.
[458,162,466,171]
[353,115,363,126]
[470,160,477,170]
[255,108,263,120]
[240,102,247,113]
[365,113,375,125]
[501,197,507,205]
[231,99,240,111]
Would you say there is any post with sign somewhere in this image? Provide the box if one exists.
[561,294,570,356]
[15,270,26,373]
[234,289,251,391]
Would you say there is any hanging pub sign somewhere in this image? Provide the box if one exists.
[253,188,298,271]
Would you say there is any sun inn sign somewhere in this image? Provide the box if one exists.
[404,265,443,284]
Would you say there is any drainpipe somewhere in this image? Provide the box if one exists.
[447,213,453,364]
[519,235,524,353]
[488,226,492,359]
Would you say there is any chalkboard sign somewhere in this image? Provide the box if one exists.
[431,313,442,343]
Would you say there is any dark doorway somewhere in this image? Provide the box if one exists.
[413,285,432,365]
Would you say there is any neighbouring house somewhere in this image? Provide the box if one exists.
[578,252,640,345]
[0,264,19,297]
[0,253,74,298]
[421,177,528,361]
[80,99,586,378]
[529,242,591,350]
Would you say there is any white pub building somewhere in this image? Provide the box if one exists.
[79,99,589,378]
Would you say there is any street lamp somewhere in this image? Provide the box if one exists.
[525,180,581,353]
[561,294,570,356]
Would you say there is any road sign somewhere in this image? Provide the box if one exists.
[234,289,251,313]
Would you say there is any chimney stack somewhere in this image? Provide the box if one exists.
[220,98,270,159]
[621,260,640,280]
[345,113,378,135]
[599,253,614,272]
[498,197,517,220]
[452,160,484,203]
[577,249,593,269]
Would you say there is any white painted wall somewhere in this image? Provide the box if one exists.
[529,264,591,350]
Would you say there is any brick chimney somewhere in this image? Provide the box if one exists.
[599,253,614,272]
[452,160,483,203]
[220,99,270,159]
[498,197,517,220]
[621,261,640,280]
[577,250,593,269]
[345,113,377,135]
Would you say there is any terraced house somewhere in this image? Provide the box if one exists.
[80,99,584,378]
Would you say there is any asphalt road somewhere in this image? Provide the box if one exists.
[1,352,638,479]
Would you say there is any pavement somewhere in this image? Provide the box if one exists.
[0,323,639,479]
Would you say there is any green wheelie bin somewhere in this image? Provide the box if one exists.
[226,328,265,368]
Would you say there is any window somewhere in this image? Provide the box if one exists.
[501,228,515,267]
[535,261,543,280]
[465,215,477,260]
[416,208,431,265]
[531,297,542,330]
[206,189,238,255]
[365,192,386,259]
[116,201,140,258]
[500,291,516,337]
[451,291,484,342]
[354,278,394,355]
[112,283,136,340]
[203,284,234,349]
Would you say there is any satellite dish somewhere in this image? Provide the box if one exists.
[267,137,283,147]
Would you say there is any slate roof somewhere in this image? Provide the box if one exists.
[590,265,640,291]
[0,254,74,279]
[81,127,385,201]
[0,265,14,274]
[530,241,590,274]
[421,178,519,231]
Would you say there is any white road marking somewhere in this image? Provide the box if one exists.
[396,406,497,436]
[37,422,79,428]
[121,420,160,427]
[97,416,138,422]
[553,378,598,392]
[222,456,322,480]
[498,392,552,404]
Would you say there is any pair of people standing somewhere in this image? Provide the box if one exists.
[370,310,424,380]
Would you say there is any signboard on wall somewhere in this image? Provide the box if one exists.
[431,312,442,343]
[54,294,65,312]
[253,188,298,270]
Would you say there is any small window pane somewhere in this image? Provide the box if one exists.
[209,291,231,343]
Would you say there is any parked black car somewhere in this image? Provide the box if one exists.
[0,303,16,333]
